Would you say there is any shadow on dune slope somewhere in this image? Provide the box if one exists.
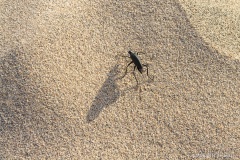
[101,0,240,157]
[0,51,78,158]
[0,0,239,159]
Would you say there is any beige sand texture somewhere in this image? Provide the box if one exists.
[0,0,239,159]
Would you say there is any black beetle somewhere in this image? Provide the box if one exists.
[121,51,153,84]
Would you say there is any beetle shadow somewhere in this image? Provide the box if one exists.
[86,65,120,122]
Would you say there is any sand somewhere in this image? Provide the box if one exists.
[0,0,239,159]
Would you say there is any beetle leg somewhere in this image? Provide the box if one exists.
[133,65,139,84]
[121,55,130,58]
[115,55,130,61]
[121,61,133,79]
[143,64,154,80]
[136,52,146,55]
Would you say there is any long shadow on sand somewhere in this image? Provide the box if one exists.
[0,50,31,133]
[86,65,120,122]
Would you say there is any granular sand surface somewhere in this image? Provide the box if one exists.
[0,0,239,159]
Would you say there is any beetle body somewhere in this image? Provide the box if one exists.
[128,51,143,74]
[120,50,153,84]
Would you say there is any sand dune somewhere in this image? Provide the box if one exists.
[0,0,239,159]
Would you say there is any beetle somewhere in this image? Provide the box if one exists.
[121,51,153,84]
